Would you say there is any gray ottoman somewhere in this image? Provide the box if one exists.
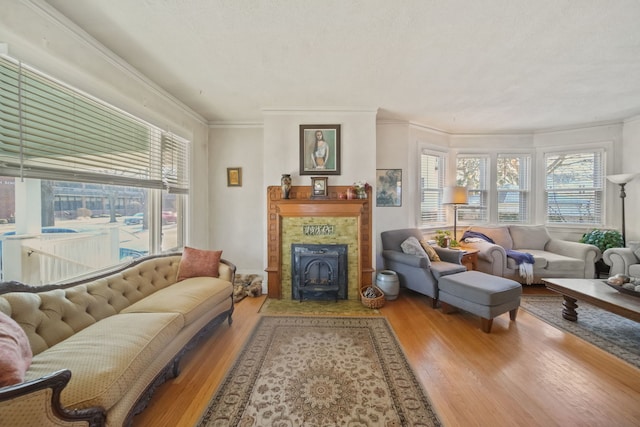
[438,270,521,333]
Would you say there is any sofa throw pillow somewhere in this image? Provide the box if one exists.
[509,225,551,250]
[468,226,513,250]
[419,238,441,262]
[177,246,223,281]
[401,236,429,258]
[0,311,32,387]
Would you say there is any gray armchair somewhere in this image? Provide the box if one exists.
[380,228,466,307]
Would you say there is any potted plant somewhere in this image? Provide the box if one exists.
[579,229,624,275]
[435,230,460,248]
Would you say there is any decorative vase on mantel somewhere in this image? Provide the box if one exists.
[281,174,292,199]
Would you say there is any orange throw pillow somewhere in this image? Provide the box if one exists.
[177,246,223,281]
[0,311,32,387]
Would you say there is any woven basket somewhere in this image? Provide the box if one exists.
[361,286,386,309]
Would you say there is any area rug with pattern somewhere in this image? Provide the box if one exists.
[197,316,441,426]
[520,295,640,369]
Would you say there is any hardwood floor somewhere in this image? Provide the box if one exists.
[133,288,640,427]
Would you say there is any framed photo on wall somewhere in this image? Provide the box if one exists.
[299,124,341,175]
[227,167,242,187]
[310,176,329,199]
[376,169,402,207]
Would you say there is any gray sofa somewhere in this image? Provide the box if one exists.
[462,225,601,284]
[380,228,466,306]
[0,252,235,427]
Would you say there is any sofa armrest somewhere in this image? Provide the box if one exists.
[463,241,507,276]
[545,239,601,278]
[546,239,601,262]
[381,250,430,269]
[219,259,236,283]
[0,370,106,427]
[603,248,639,276]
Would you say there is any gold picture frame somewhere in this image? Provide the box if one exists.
[310,176,328,199]
[227,167,242,187]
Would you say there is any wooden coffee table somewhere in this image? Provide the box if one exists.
[542,278,640,323]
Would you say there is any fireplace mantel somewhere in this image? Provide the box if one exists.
[266,185,373,299]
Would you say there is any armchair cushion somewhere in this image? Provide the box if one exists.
[430,261,467,279]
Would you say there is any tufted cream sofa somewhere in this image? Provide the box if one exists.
[0,253,235,427]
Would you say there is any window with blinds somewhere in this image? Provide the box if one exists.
[456,155,489,223]
[497,154,530,223]
[0,56,189,192]
[419,150,447,226]
[545,150,603,224]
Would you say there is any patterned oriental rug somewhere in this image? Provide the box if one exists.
[197,316,441,426]
[520,295,640,369]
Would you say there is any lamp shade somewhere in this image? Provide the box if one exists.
[606,173,639,185]
[442,186,468,205]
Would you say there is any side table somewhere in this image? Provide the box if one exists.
[459,248,479,271]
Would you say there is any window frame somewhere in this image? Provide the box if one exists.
[543,148,605,226]
[496,153,532,224]
[455,154,490,225]
[418,147,448,228]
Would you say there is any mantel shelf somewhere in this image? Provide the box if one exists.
[275,199,366,216]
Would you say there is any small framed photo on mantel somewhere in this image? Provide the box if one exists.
[310,176,329,199]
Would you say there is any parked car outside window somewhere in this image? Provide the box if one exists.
[123,212,144,225]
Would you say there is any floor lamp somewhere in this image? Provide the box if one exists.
[606,173,639,248]
[442,186,469,242]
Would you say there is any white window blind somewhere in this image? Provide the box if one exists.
[545,150,603,224]
[161,132,190,194]
[497,154,530,223]
[456,155,489,223]
[0,56,189,192]
[419,150,447,226]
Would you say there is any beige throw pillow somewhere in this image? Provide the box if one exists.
[419,239,441,262]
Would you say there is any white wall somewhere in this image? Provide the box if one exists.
[211,109,378,278]
[209,125,264,273]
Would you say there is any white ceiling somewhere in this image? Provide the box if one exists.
[44,0,640,133]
